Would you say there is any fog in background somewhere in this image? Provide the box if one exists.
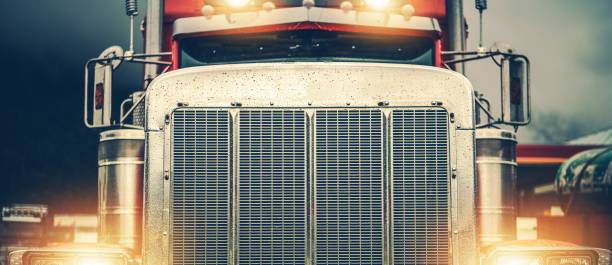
[0,1,610,211]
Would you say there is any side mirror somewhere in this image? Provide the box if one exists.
[501,55,531,125]
[85,46,123,128]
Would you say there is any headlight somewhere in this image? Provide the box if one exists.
[483,240,611,265]
[495,254,593,265]
[8,246,133,265]
[497,255,544,265]
[546,256,594,265]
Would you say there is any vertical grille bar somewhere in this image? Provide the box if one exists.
[391,109,449,265]
[315,109,384,265]
[172,109,231,265]
[238,110,307,265]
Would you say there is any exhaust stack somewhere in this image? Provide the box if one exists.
[98,129,145,252]
[475,128,518,246]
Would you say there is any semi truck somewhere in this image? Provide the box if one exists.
[6,0,612,265]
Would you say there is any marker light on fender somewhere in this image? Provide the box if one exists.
[400,4,415,19]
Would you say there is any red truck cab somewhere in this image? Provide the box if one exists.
[160,0,449,70]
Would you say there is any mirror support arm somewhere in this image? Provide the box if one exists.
[442,50,531,128]
[83,52,172,129]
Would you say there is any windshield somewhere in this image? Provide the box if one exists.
[179,30,435,67]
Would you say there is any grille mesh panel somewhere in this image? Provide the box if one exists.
[172,109,230,265]
[391,109,449,265]
[238,110,307,265]
[315,109,384,265]
[169,108,452,265]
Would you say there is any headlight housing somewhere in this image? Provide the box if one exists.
[495,253,594,265]
[8,246,133,265]
[482,241,611,265]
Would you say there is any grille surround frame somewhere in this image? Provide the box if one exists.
[144,62,478,265]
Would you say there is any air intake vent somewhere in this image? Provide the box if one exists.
[315,109,384,265]
[391,109,449,265]
[238,110,308,265]
[172,109,231,265]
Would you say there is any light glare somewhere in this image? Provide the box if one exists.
[498,256,543,265]
[227,0,251,8]
[364,0,390,9]
[76,257,115,265]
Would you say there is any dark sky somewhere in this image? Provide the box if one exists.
[0,1,611,213]
[0,1,145,212]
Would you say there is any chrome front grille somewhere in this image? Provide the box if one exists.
[314,110,384,265]
[391,109,449,265]
[170,108,450,265]
[238,110,307,265]
[172,109,231,265]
